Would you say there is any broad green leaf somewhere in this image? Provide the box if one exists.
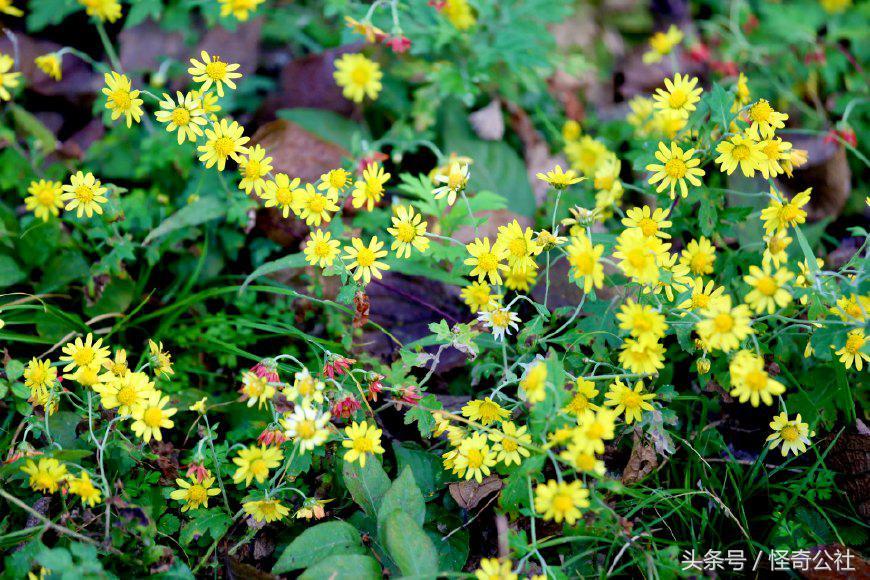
[143,197,226,245]
[272,521,365,573]
[392,442,446,498]
[179,509,232,545]
[343,457,390,517]
[298,554,382,580]
[277,108,367,151]
[240,252,308,292]
[382,510,439,578]
[377,466,426,540]
[0,255,25,288]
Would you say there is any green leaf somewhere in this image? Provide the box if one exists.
[158,514,181,535]
[392,442,446,498]
[26,0,78,32]
[298,554,382,580]
[179,509,232,545]
[143,197,226,245]
[343,457,391,517]
[125,0,162,27]
[382,510,439,578]
[0,255,25,288]
[277,108,367,151]
[9,105,58,153]
[47,411,80,449]
[240,252,308,292]
[272,521,365,574]
[377,466,426,540]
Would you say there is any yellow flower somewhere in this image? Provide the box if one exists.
[244,499,290,522]
[0,53,19,101]
[100,348,129,379]
[653,74,702,118]
[281,405,330,451]
[504,266,537,292]
[646,142,705,199]
[566,136,608,175]
[237,145,273,196]
[489,422,531,466]
[154,91,208,144]
[478,306,520,342]
[333,53,382,103]
[342,421,385,467]
[562,119,581,141]
[21,458,67,494]
[643,25,683,64]
[189,397,207,414]
[60,172,108,218]
[35,53,62,80]
[728,350,785,406]
[344,236,390,284]
[534,479,589,524]
[757,138,792,179]
[460,281,501,313]
[60,333,111,373]
[762,230,792,268]
[474,558,516,580]
[218,0,265,21]
[442,0,476,30]
[604,380,656,424]
[677,278,728,312]
[734,72,751,107]
[169,475,220,511]
[296,183,339,226]
[618,336,665,375]
[781,147,808,178]
[295,497,332,520]
[696,296,754,352]
[560,442,606,475]
[351,162,389,211]
[78,0,122,22]
[318,168,350,197]
[760,187,811,233]
[835,329,869,371]
[464,238,508,285]
[24,180,63,222]
[101,71,143,128]
[188,51,242,97]
[562,378,599,419]
[232,445,283,486]
[536,165,583,189]
[831,294,870,323]
[240,370,276,409]
[651,108,687,139]
[767,413,812,456]
[519,362,547,404]
[262,174,302,217]
[622,206,672,240]
[566,233,605,294]
[130,392,177,443]
[573,409,617,454]
[534,229,566,251]
[198,119,250,171]
[613,227,670,285]
[627,96,656,137]
[680,237,716,276]
[67,472,102,507]
[24,358,58,393]
[496,220,542,272]
[453,432,497,483]
[284,370,325,407]
[462,397,509,426]
[820,0,852,13]
[617,299,668,340]
[387,205,430,258]
[715,133,765,177]
[432,161,470,205]
[745,99,788,139]
[743,264,793,314]
[304,229,341,268]
[148,340,174,377]
[96,371,156,416]
[345,16,386,43]
[189,89,221,120]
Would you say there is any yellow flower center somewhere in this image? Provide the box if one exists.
[668,89,687,108]
[396,222,417,242]
[205,59,228,81]
[74,186,95,204]
[353,436,374,453]
[691,254,711,272]
[73,346,95,366]
[490,310,510,328]
[586,422,604,439]
[573,253,594,274]
[731,144,750,160]
[350,65,372,86]
[713,313,734,333]
[664,158,687,179]
[627,248,649,269]
[692,292,710,309]
[763,142,780,159]
[845,303,862,318]
[244,159,261,178]
[477,252,498,272]
[768,236,787,253]
[188,485,208,504]
[576,454,595,471]
[35,186,57,205]
[466,448,484,469]
[314,241,332,258]
[780,425,799,442]
[622,391,642,408]
[845,333,862,354]
[638,218,659,237]
[552,493,573,513]
[143,407,164,427]
[508,238,527,257]
[297,420,316,439]
[214,137,235,158]
[756,276,778,296]
[275,187,293,205]
[745,370,768,391]
[308,195,326,213]
[501,438,518,452]
[447,166,466,190]
[171,107,191,126]
[356,247,376,267]
[749,100,773,123]
[117,385,136,406]
[110,89,132,111]
[250,459,268,477]
[29,367,48,385]
[328,171,348,189]
[780,203,800,223]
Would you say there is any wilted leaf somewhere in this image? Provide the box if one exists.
[449,475,503,510]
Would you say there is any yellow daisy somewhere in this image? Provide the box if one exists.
[61,171,108,218]
[566,233,605,293]
[169,475,221,511]
[728,350,785,407]
[60,332,111,372]
[680,237,716,276]
[198,119,250,171]
[21,458,67,494]
[745,99,788,139]
[760,187,811,234]
[130,392,177,443]
[238,144,273,196]
[102,71,143,128]
[767,413,812,457]
[188,51,242,97]
[696,296,754,352]
[536,165,583,189]
[261,174,302,218]
[342,421,385,467]
[24,180,64,222]
[296,183,339,226]
[715,133,765,177]
[154,91,208,144]
[67,471,102,507]
[352,162,390,211]
[344,236,390,284]
[243,499,290,523]
[621,205,672,239]
[604,380,656,424]
[835,329,869,371]
[218,0,265,21]
[652,74,703,118]
[78,0,122,22]
[304,229,341,268]
[35,53,62,81]
[743,263,793,314]
[0,53,20,101]
[333,53,383,103]
[387,205,430,258]
[645,142,705,199]
[534,479,589,524]
[232,445,283,486]
[464,237,508,285]
[460,281,501,313]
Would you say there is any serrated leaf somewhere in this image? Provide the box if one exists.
[343,457,390,517]
[272,521,365,573]
[298,554,382,580]
[382,510,439,578]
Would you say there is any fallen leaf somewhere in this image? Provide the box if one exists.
[621,429,658,484]
[469,100,505,141]
[250,119,348,183]
[353,290,370,329]
[449,475,503,509]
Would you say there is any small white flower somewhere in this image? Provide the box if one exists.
[281,405,331,452]
[478,306,520,342]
